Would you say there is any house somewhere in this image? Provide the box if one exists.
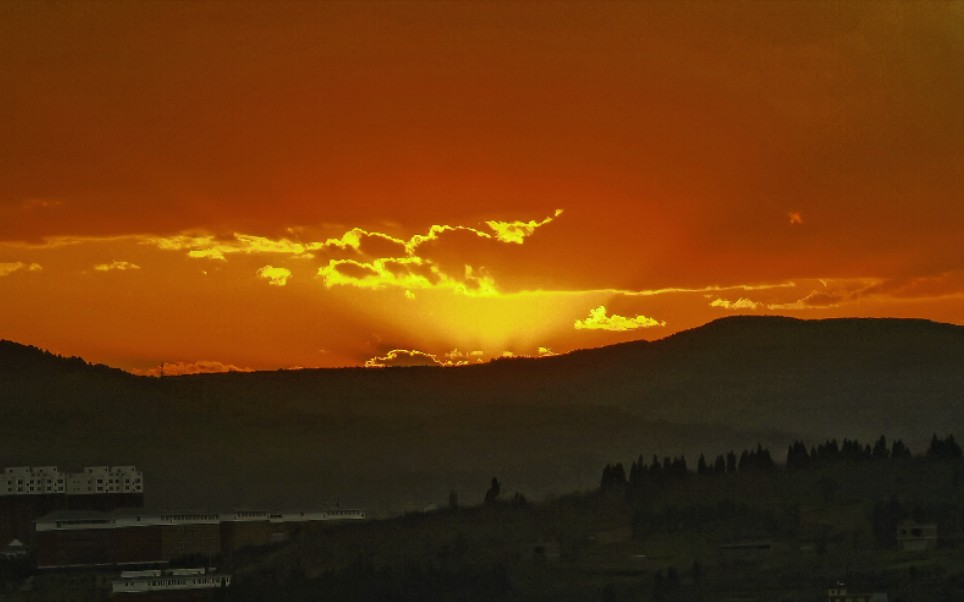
[897,520,937,552]
[718,540,774,564]
[111,567,231,600]
[828,585,887,602]
[529,540,560,562]
[1,538,28,559]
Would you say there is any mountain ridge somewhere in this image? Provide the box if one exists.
[2,316,962,513]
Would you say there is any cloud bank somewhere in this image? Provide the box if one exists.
[0,262,42,277]
[574,306,665,331]
[94,260,141,272]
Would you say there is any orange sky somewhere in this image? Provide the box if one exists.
[1,1,962,372]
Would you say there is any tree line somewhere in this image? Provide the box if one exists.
[600,434,962,490]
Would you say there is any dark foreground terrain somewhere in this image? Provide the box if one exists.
[6,438,962,601]
[218,439,964,602]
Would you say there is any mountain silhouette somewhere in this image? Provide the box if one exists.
[1,316,961,513]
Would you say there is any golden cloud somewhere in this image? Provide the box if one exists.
[315,228,408,254]
[257,265,292,286]
[93,260,141,272]
[365,349,450,368]
[136,211,562,298]
[709,297,760,310]
[617,281,798,297]
[574,305,665,331]
[767,290,846,310]
[0,262,42,276]
[406,224,492,250]
[317,256,498,297]
[764,278,883,310]
[444,348,485,363]
[486,209,563,244]
[146,210,561,265]
[146,233,309,260]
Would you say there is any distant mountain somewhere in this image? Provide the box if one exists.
[1,316,962,514]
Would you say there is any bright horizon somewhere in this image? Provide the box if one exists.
[2,2,962,374]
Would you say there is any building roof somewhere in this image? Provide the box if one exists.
[35,510,111,523]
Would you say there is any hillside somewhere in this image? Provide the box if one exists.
[224,452,964,602]
[1,316,962,514]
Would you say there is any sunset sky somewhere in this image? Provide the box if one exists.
[1,1,962,373]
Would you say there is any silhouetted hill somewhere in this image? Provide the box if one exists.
[160,316,964,436]
[1,316,962,513]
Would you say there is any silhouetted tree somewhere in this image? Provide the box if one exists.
[629,455,645,486]
[448,489,459,510]
[786,441,810,469]
[650,455,663,480]
[600,463,628,490]
[697,453,707,475]
[713,454,725,474]
[891,438,912,459]
[726,450,737,473]
[613,462,627,484]
[927,434,963,460]
[872,435,889,459]
[484,478,501,504]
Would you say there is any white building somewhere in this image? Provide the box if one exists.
[1,466,65,495]
[111,568,231,594]
[267,509,366,523]
[65,466,143,495]
[1,466,143,497]
[828,586,888,602]
[897,520,937,552]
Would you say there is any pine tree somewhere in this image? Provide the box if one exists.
[484,477,501,504]
[713,455,725,474]
[872,435,889,459]
[726,451,737,474]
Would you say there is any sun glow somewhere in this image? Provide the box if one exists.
[2,2,961,372]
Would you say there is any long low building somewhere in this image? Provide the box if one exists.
[1,465,145,545]
[112,568,232,600]
[35,507,365,569]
